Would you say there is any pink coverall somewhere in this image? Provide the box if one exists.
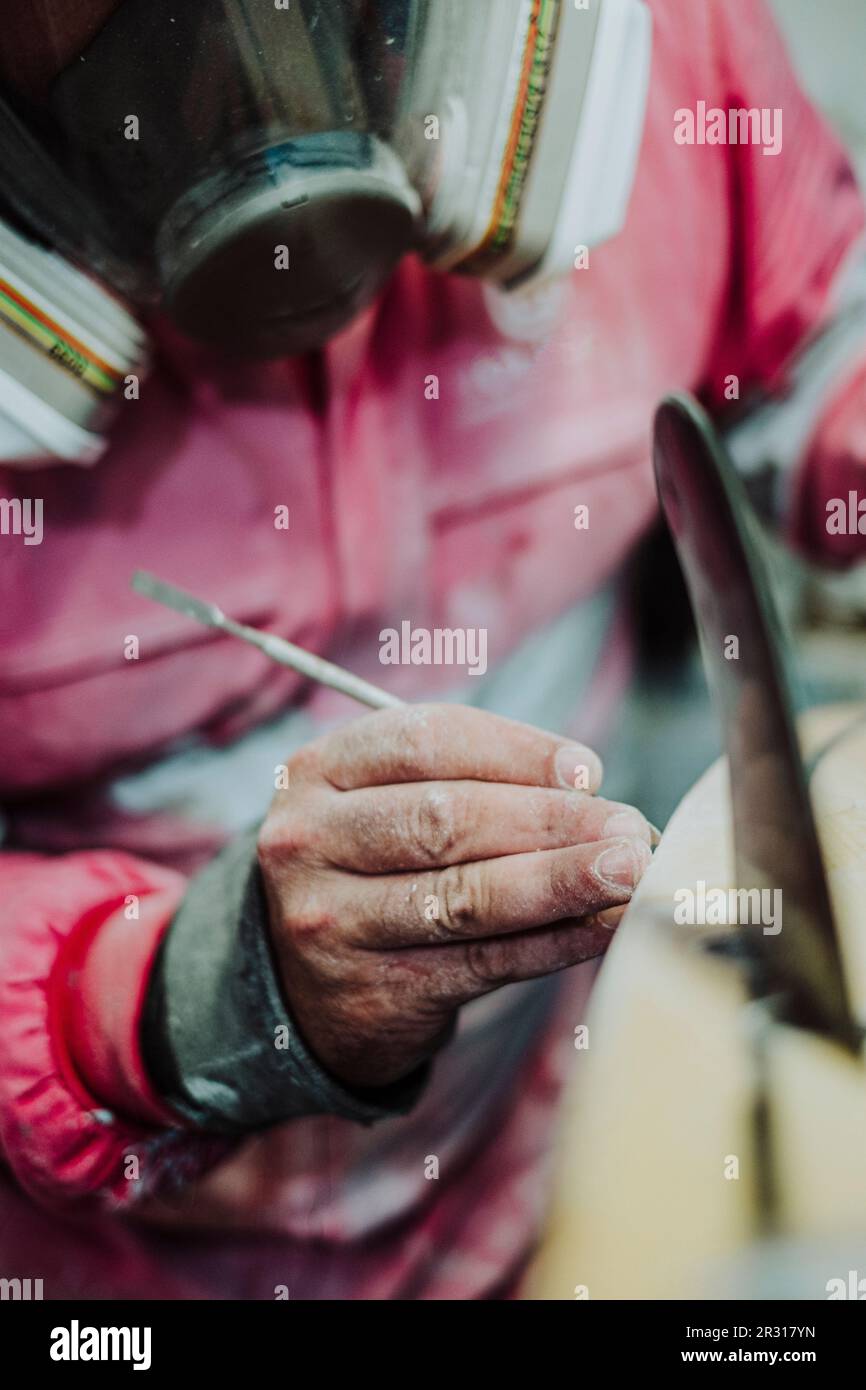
[1,0,864,1299]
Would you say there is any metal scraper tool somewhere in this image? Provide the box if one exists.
[653,393,861,1053]
[131,569,404,710]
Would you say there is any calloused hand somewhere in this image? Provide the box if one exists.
[258,704,651,1089]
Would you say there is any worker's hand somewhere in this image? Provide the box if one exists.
[258,704,651,1090]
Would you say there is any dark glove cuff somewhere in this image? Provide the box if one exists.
[141,826,429,1134]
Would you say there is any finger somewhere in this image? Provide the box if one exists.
[319,781,651,872]
[337,835,651,947]
[318,703,603,794]
[594,902,628,930]
[420,915,621,1006]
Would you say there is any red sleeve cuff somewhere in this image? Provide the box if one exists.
[54,887,186,1129]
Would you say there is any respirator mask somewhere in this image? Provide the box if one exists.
[0,0,650,467]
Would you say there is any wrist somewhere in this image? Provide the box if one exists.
[141,826,430,1132]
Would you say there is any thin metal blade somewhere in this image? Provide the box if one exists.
[131,569,403,710]
[653,394,859,1051]
[132,570,228,631]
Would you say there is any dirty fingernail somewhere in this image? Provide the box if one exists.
[648,822,663,848]
[598,905,627,930]
[555,743,603,793]
[595,838,650,890]
[603,807,650,842]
